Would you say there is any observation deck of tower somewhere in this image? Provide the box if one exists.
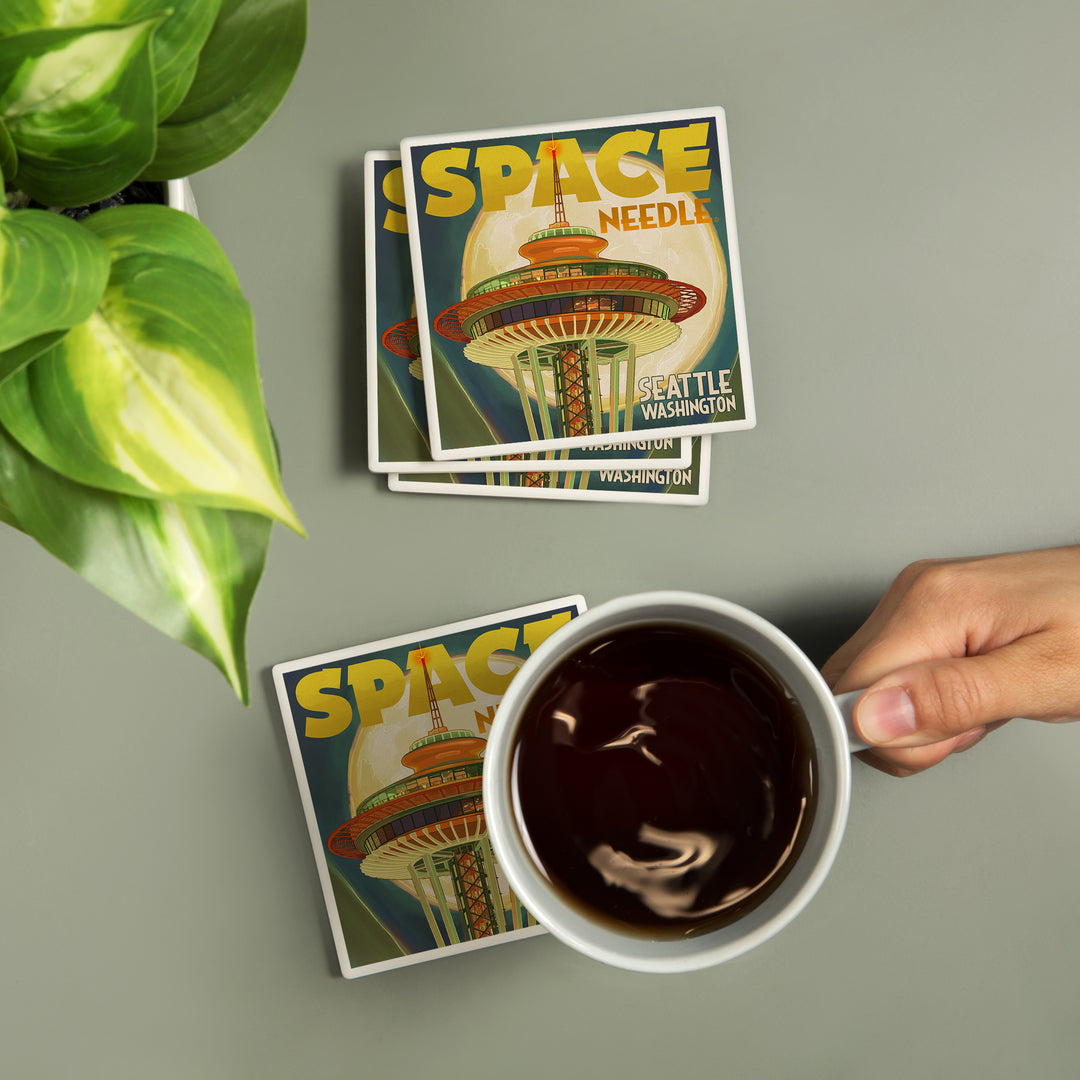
[326,651,532,947]
[381,312,423,381]
[434,142,707,443]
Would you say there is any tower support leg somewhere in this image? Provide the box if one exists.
[528,347,555,440]
[586,338,603,434]
[511,351,539,440]
[608,353,620,434]
[623,342,637,431]
[423,853,460,944]
[409,862,445,947]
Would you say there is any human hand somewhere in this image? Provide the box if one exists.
[821,546,1080,776]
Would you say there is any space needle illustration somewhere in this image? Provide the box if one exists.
[327,650,532,946]
[433,141,708,442]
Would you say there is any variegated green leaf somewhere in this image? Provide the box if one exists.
[0,329,67,385]
[0,17,162,206]
[0,419,269,701]
[0,202,110,350]
[85,201,240,286]
[0,205,303,532]
[0,116,16,182]
[0,3,44,36]
[145,0,306,180]
[0,479,20,528]
[0,1,224,123]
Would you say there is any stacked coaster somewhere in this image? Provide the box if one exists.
[366,107,754,505]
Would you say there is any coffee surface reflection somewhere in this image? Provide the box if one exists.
[510,624,817,937]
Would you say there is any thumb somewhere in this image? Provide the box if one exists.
[854,636,1056,747]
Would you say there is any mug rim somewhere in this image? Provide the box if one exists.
[482,590,853,973]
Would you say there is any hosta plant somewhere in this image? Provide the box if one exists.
[0,0,307,703]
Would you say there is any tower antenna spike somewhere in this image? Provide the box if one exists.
[417,647,446,734]
[549,137,569,229]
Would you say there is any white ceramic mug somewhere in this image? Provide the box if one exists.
[482,591,867,974]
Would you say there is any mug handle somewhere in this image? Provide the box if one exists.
[834,690,871,753]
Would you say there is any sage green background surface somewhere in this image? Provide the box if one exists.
[3,3,1080,1077]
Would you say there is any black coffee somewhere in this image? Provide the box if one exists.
[510,623,817,938]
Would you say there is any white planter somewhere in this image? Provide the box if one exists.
[166,178,198,218]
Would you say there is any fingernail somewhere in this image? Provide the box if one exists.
[858,686,918,744]
[952,726,987,754]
